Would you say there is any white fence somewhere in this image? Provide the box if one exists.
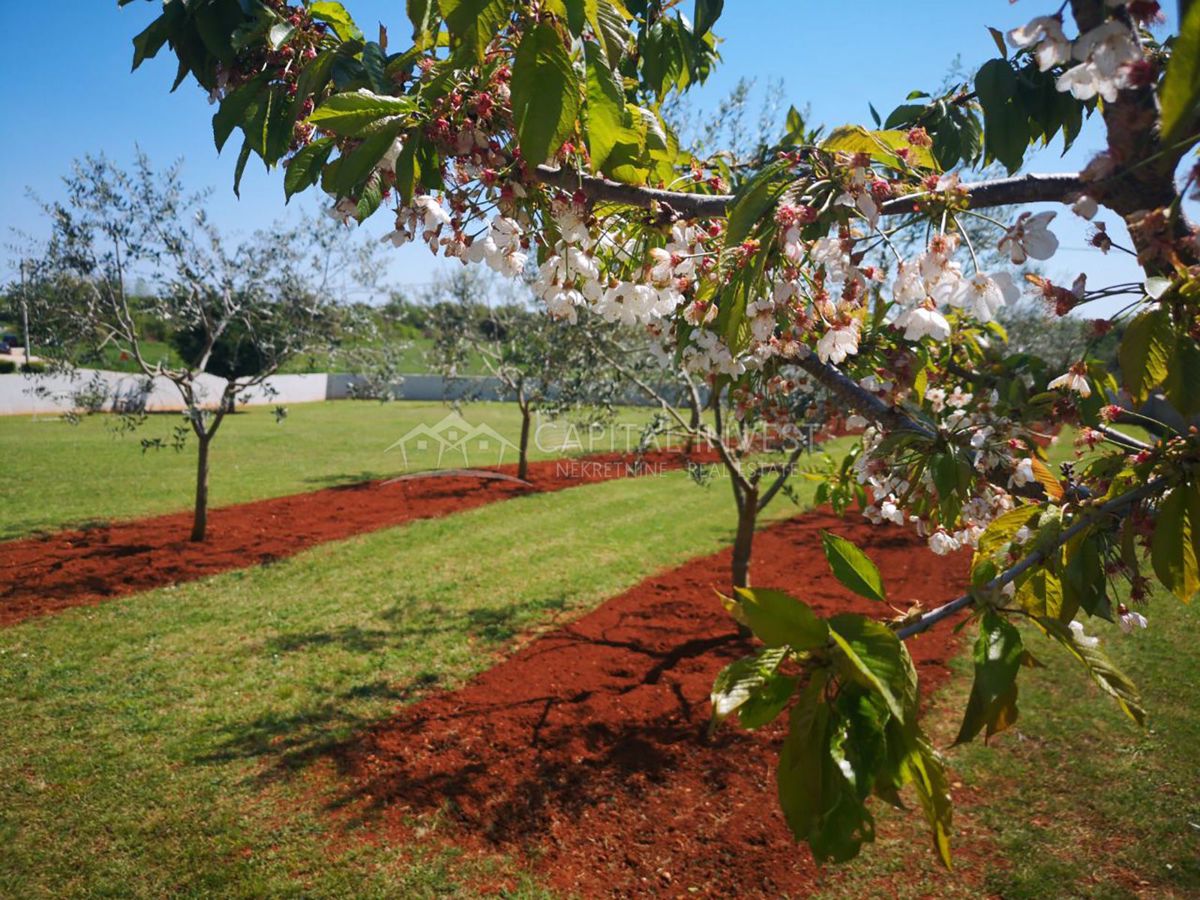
[0,370,328,416]
[0,369,680,415]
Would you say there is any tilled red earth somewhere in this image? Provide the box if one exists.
[0,450,703,627]
[330,511,970,897]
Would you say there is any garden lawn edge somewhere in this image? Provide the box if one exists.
[0,450,705,628]
[322,509,971,897]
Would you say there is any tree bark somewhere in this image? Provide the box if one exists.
[518,402,531,482]
[190,432,211,542]
[731,486,758,591]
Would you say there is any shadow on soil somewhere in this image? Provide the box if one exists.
[194,595,575,780]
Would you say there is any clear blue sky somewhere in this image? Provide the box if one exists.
[0,1,1167,307]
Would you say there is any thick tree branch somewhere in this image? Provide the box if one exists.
[533,165,1086,220]
[791,351,936,439]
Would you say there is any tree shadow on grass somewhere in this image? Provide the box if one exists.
[300,471,389,489]
[194,675,443,776]
[196,595,577,782]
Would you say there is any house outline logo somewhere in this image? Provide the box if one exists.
[385,412,520,470]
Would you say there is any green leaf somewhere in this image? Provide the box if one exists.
[284,137,335,199]
[902,737,954,869]
[131,12,174,71]
[1152,485,1200,602]
[693,0,723,37]
[955,610,1023,744]
[1063,532,1112,620]
[562,0,590,36]
[212,77,267,153]
[973,505,1041,573]
[1016,567,1065,620]
[510,22,580,165]
[361,42,389,93]
[974,58,1017,110]
[732,587,829,650]
[828,614,917,723]
[232,140,252,198]
[821,125,937,170]
[1164,335,1200,416]
[309,1,364,41]
[820,531,887,602]
[1160,0,1200,146]
[1036,618,1146,726]
[336,120,405,190]
[1119,307,1175,404]
[780,678,880,863]
[407,0,439,39]
[590,0,633,66]
[723,158,793,246]
[308,89,416,136]
[583,41,626,170]
[709,646,792,730]
[268,22,296,50]
[777,673,831,842]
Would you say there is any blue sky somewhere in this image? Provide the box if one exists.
[0,1,1167,307]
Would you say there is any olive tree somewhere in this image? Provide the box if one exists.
[425,267,628,480]
[31,153,372,540]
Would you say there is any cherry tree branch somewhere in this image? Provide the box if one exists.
[895,476,1168,640]
[532,165,1086,220]
[791,351,936,439]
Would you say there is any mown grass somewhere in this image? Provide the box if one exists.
[0,400,660,540]
[812,580,1200,899]
[0,444,846,899]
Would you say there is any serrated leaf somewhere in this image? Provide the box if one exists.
[583,41,625,170]
[1119,307,1175,404]
[828,614,917,723]
[1152,485,1200,603]
[723,158,793,247]
[310,1,364,41]
[820,531,887,602]
[1160,0,1200,146]
[510,22,580,165]
[733,587,829,650]
[284,137,335,199]
[1164,335,1200,416]
[336,120,405,192]
[903,737,954,869]
[822,125,937,171]
[1036,618,1146,725]
[709,647,791,729]
[1030,457,1064,502]
[955,610,1023,744]
[308,89,416,136]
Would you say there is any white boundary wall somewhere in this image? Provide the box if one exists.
[0,370,328,416]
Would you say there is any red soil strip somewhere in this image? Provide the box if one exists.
[0,450,704,628]
[329,511,970,897]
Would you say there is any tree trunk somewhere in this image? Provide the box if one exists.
[731,488,758,640]
[518,403,531,482]
[731,488,758,590]
[190,433,211,542]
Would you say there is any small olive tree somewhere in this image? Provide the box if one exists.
[425,268,627,481]
[30,153,372,540]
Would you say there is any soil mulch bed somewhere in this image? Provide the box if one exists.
[328,511,970,897]
[0,450,703,628]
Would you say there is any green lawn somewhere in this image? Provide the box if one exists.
[1,410,1195,898]
[0,401,661,540]
[0,444,847,899]
[816,581,1200,898]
